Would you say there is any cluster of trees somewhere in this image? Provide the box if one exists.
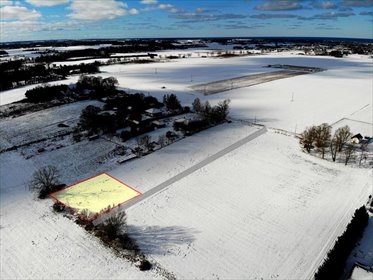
[192,98,230,125]
[25,74,117,103]
[25,84,68,103]
[163,94,182,111]
[314,206,369,280]
[300,124,367,165]
[76,75,118,98]
[171,98,230,134]
[0,60,99,91]
[78,91,163,136]
[78,91,183,138]
[79,105,114,133]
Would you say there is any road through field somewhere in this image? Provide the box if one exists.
[118,126,267,210]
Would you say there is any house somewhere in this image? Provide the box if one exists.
[88,134,99,141]
[151,120,166,129]
[98,110,116,117]
[351,133,364,144]
[116,127,131,136]
[145,108,163,118]
[57,122,70,128]
[173,118,187,131]
[117,153,138,164]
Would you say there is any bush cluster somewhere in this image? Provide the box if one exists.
[192,98,230,125]
[25,85,68,103]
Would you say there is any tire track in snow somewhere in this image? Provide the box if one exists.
[118,126,267,210]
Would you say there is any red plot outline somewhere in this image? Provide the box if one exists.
[49,172,141,221]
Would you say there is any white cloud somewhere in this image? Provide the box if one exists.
[0,20,80,41]
[158,4,173,9]
[196,8,207,13]
[0,0,13,6]
[68,0,129,20]
[0,5,41,20]
[129,8,139,15]
[25,0,70,6]
[140,0,158,4]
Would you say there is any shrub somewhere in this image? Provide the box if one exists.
[138,259,152,271]
[97,211,127,241]
[52,201,65,212]
[119,234,139,251]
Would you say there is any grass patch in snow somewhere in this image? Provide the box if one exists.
[50,173,141,220]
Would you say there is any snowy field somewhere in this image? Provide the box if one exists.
[126,132,372,279]
[0,100,102,150]
[100,54,372,133]
[1,51,372,279]
[2,53,371,134]
[0,76,80,106]
[0,121,260,279]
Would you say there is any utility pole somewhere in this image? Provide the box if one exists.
[291,92,294,102]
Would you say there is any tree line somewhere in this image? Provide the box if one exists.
[314,206,369,280]
[0,60,99,91]
[300,123,368,166]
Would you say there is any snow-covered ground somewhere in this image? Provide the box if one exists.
[1,51,372,279]
[350,265,373,280]
[125,132,372,279]
[0,76,80,106]
[98,53,373,133]
[2,53,371,134]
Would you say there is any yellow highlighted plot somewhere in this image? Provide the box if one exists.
[51,173,141,219]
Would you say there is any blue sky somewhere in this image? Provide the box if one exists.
[0,0,372,42]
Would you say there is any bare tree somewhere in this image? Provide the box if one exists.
[192,98,202,113]
[158,134,168,148]
[335,125,352,152]
[29,166,60,199]
[314,123,331,159]
[300,125,317,153]
[330,137,338,162]
[330,126,352,162]
[134,137,143,157]
[343,144,355,166]
[139,135,152,152]
[359,142,368,166]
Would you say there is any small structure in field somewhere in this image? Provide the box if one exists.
[145,108,163,118]
[88,134,99,141]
